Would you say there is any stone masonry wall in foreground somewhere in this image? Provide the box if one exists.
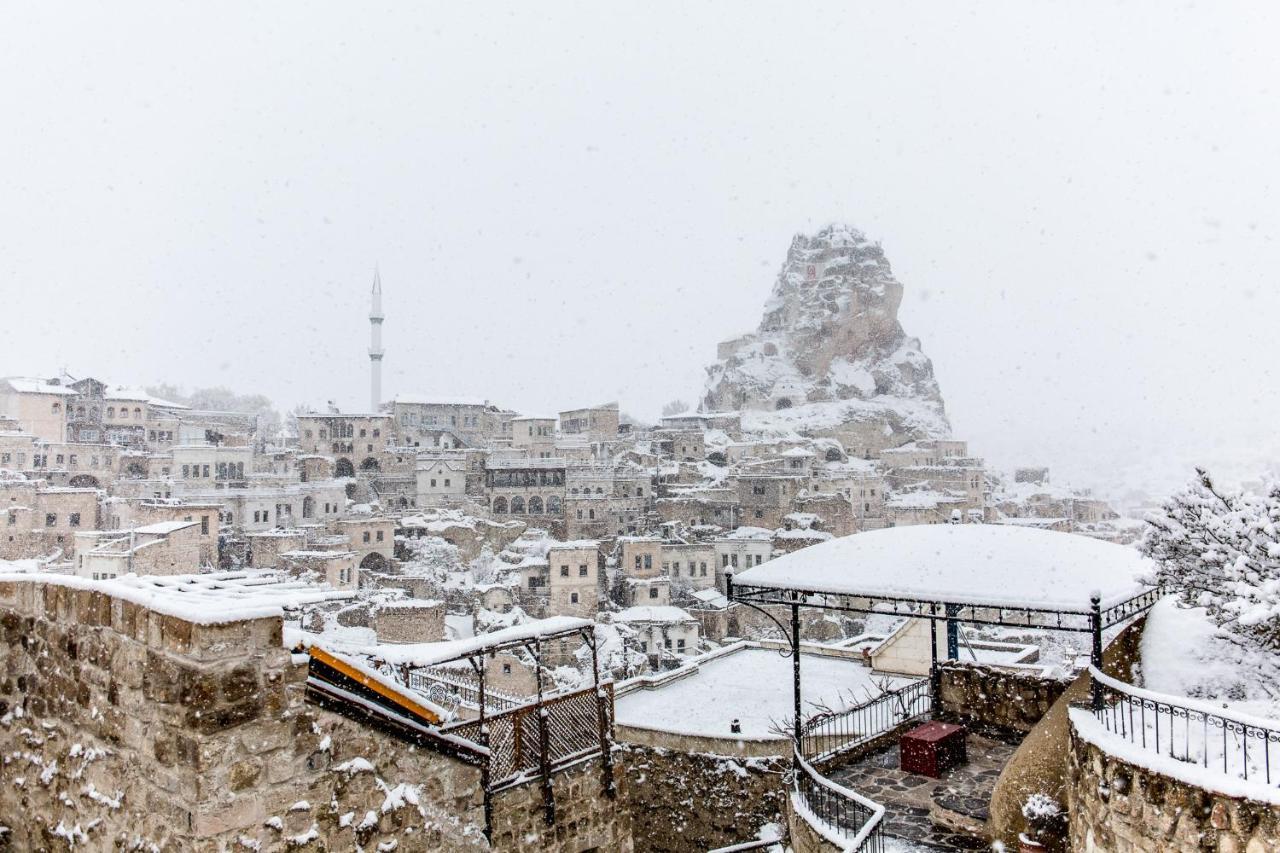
[1067,722,1280,853]
[0,577,630,852]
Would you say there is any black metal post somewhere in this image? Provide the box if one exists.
[791,601,802,763]
[929,602,941,702]
[945,602,960,661]
[587,625,616,798]
[1090,592,1104,712]
[532,636,555,825]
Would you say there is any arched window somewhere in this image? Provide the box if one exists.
[510,497,525,514]
[595,487,603,494]
[528,496,544,515]
[547,495,562,514]
[133,408,141,419]
[90,407,99,420]
[335,458,355,478]
[51,402,60,414]
[76,406,85,418]
[106,407,115,419]
[825,448,843,462]
[302,497,315,518]
[493,497,508,514]
[775,398,792,410]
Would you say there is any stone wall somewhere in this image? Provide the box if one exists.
[373,600,446,643]
[938,662,1071,733]
[490,755,633,852]
[1067,721,1280,852]
[0,576,629,851]
[617,743,786,852]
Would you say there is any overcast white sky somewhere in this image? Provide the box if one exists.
[2,2,1278,497]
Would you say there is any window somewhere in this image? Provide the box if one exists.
[643,555,652,570]
[69,513,81,527]
[6,511,15,526]
[45,513,56,527]
[443,479,450,487]
[202,465,210,478]
[754,509,764,519]
[664,637,672,649]
[570,592,579,604]
[676,639,686,652]
[730,554,739,568]
[430,479,436,487]
[721,554,729,568]
[363,531,371,543]
[107,407,115,418]
[634,556,642,570]
[201,516,209,535]
[502,663,512,675]
[648,587,658,599]
[376,530,384,542]
[560,565,569,577]
[754,554,763,566]
[578,564,588,577]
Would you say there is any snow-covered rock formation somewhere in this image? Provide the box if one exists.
[702,224,950,447]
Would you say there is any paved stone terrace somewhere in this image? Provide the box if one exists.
[826,731,1019,851]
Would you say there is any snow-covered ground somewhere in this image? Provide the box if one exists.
[614,647,913,739]
[1140,596,1280,720]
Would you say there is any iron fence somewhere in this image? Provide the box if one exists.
[408,665,524,714]
[1089,666,1280,787]
[793,751,885,852]
[800,678,932,762]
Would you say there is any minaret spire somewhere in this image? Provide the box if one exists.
[368,266,385,412]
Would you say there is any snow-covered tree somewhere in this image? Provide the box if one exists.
[1142,468,1280,651]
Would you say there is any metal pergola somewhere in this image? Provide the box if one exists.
[725,570,1162,756]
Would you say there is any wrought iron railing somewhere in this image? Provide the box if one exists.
[800,678,932,762]
[408,665,524,713]
[793,750,885,852]
[1089,666,1280,787]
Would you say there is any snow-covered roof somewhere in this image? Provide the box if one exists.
[133,520,200,536]
[732,525,1155,612]
[311,616,592,666]
[0,566,354,624]
[392,394,490,407]
[614,605,694,624]
[2,377,76,396]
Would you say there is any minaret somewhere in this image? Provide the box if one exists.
[368,267,385,412]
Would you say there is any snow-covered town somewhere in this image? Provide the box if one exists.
[5,5,1280,853]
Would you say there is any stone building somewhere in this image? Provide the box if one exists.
[559,402,620,443]
[416,454,468,507]
[280,548,359,589]
[74,519,203,579]
[485,458,566,533]
[736,474,806,529]
[373,598,446,643]
[335,516,395,572]
[545,541,600,618]
[0,376,74,443]
[171,444,253,490]
[511,415,556,458]
[613,604,700,664]
[295,413,396,476]
[387,395,515,448]
[0,480,99,559]
[618,536,663,579]
[661,541,717,590]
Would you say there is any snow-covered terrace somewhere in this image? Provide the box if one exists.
[0,564,355,624]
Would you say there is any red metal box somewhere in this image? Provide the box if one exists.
[899,721,967,777]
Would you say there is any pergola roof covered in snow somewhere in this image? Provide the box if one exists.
[730,524,1157,627]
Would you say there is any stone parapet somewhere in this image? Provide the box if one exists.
[938,661,1071,733]
[1067,717,1280,852]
